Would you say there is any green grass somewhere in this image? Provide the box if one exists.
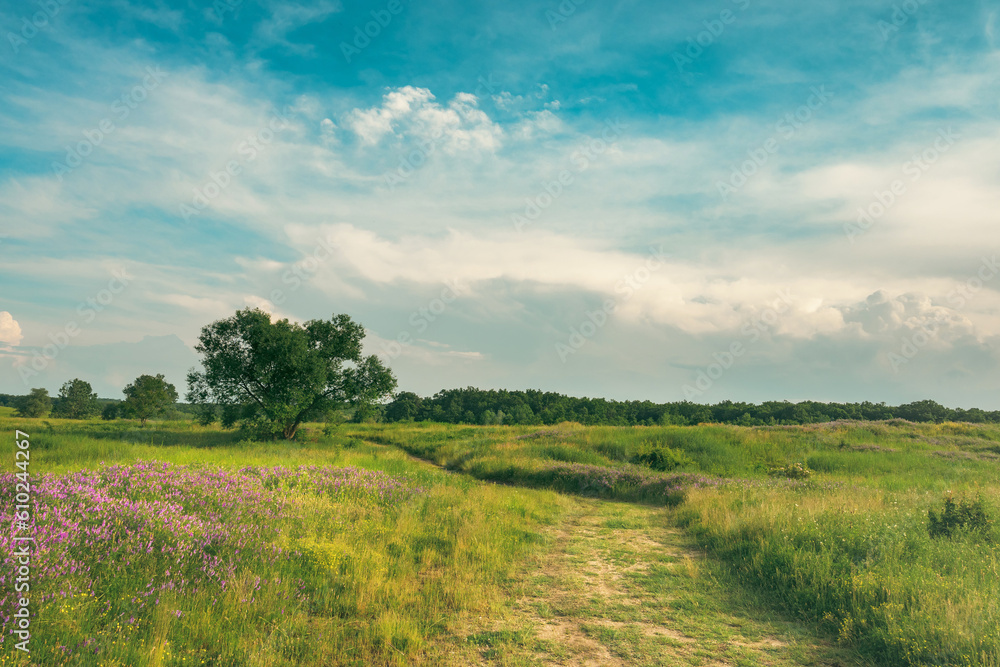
[3,415,998,665]
[361,420,1000,665]
[0,415,570,666]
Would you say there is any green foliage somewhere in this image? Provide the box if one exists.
[121,373,178,426]
[509,403,536,425]
[53,378,98,419]
[186,308,397,440]
[631,443,693,471]
[350,402,383,424]
[768,462,813,479]
[928,493,993,539]
[15,387,52,418]
[381,390,1000,426]
[194,402,217,426]
[384,391,422,422]
[101,402,119,420]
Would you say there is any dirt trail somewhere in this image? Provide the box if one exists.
[465,498,862,667]
[362,439,861,666]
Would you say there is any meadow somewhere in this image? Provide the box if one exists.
[2,408,998,666]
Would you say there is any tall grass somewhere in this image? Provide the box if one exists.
[360,419,1000,665]
[0,415,569,666]
[4,414,999,665]
[675,483,1000,665]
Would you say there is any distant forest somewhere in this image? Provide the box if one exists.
[380,388,1000,426]
[4,388,998,427]
[0,394,198,419]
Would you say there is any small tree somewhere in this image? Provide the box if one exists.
[101,403,120,420]
[15,388,52,418]
[53,379,98,419]
[122,374,178,426]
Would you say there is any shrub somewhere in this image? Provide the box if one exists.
[768,462,812,479]
[928,493,993,539]
[15,388,52,418]
[632,444,693,472]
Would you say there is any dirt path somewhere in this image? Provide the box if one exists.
[460,498,863,667]
[361,438,862,666]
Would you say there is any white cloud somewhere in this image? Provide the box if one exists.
[3,40,999,405]
[839,291,975,342]
[346,86,435,144]
[344,86,502,152]
[0,312,22,346]
[249,0,342,55]
[0,177,99,239]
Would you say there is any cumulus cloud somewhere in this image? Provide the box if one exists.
[0,312,22,346]
[838,291,976,344]
[344,86,502,152]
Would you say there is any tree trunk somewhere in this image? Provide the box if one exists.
[283,422,299,440]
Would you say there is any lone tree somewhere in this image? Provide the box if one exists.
[53,379,98,419]
[187,308,396,440]
[122,374,178,426]
[15,388,52,418]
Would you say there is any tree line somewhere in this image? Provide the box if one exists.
[5,308,996,434]
[381,388,1000,426]
[3,375,180,425]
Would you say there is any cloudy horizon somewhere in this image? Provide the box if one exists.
[1,0,998,407]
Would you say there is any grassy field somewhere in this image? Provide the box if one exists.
[2,409,998,665]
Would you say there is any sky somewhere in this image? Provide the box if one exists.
[0,0,998,407]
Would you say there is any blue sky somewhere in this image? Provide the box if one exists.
[1,0,998,407]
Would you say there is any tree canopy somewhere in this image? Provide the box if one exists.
[379,388,1000,427]
[15,388,52,418]
[53,379,98,419]
[186,308,396,439]
[122,374,178,425]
